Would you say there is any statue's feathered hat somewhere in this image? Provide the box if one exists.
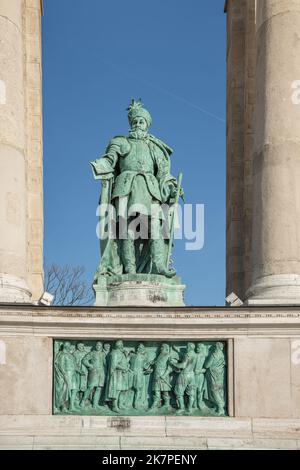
[127,99,152,127]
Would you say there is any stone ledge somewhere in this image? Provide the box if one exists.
[166,417,252,438]
[252,418,300,439]
[206,438,298,450]
[1,305,300,339]
[0,416,299,449]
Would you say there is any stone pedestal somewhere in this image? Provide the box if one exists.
[93,274,185,307]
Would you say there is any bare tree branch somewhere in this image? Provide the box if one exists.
[45,264,94,306]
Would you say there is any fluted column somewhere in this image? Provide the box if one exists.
[0,0,31,302]
[246,0,300,304]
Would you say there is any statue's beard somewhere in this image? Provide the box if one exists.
[129,128,148,139]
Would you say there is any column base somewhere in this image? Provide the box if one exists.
[245,274,300,306]
[0,274,32,303]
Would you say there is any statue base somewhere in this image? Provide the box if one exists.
[93,274,185,307]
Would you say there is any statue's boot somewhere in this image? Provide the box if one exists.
[122,239,136,274]
[187,396,194,414]
[92,387,102,409]
[80,388,90,408]
[111,399,120,413]
[151,392,161,409]
[69,390,77,412]
[163,400,171,410]
[151,239,176,278]
[216,405,225,416]
[198,394,205,411]
[177,397,185,414]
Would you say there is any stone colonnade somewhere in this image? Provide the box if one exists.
[226,0,300,305]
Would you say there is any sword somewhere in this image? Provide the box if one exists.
[167,172,183,269]
[158,374,172,389]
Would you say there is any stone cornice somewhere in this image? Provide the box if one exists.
[1,305,300,338]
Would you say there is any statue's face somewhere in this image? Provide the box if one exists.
[161,343,169,354]
[104,344,111,352]
[116,340,124,350]
[197,343,206,354]
[137,344,145,353]
[77,343,84,352]
[187,342,195,353]
[96,342,102,351]
[70,345,75,353]
[131,116,148,132]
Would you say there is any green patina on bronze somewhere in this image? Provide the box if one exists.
[90,99,184,290]
[53,339,227,416]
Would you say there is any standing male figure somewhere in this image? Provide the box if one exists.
[90,99,183,278]
[204,342,226,415]
[129,343,152,410]
[54,341,78,412]
[80,341,106,409]
[194,343,207,411]
[73,342,88,403]
[106,340,130,413]
[172,342,197,414]
[151,343,173,409]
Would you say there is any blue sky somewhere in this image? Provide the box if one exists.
[42,0,227,306]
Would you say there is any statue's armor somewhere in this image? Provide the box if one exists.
[119,139,154,173]
[111,137,163,210]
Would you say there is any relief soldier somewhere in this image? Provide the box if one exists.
[172,342,197,414]
[54,341,79,412]
[73,342,88,402]
[194,343,207,411]
[129,343,152,410]
[105,340,130,413]
[151,343,174,409]
[204,342,226,415]
[80,341,106,409]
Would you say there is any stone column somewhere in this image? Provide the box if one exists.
[0,0,31,302]
[246,0,300,304]
[225,0,247,300]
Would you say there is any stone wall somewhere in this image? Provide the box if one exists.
[0,305,300,449]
